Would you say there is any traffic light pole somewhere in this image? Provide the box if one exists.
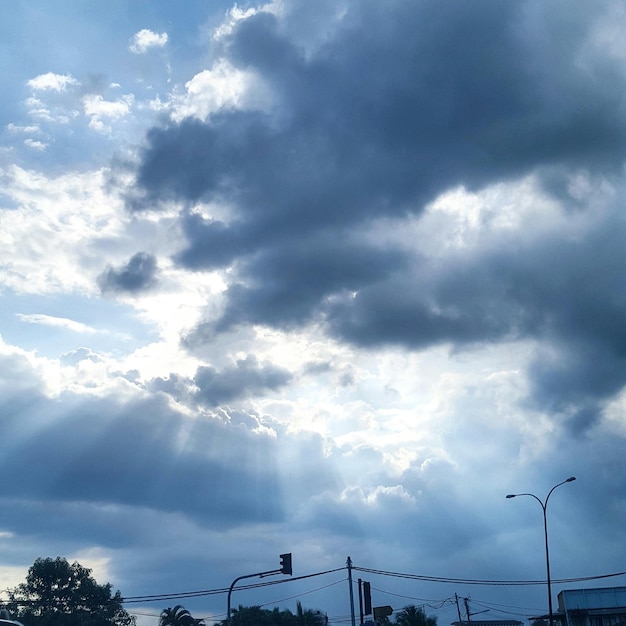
[226,554,292,626]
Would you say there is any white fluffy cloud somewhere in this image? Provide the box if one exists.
[171,60,275,121]
[129,29,169,54]
[82,94,134,131]
[0,166,126,294]
[27,72,79,91]
[23,138,47,151]
[6,123,40,133]
[16,314,99,334]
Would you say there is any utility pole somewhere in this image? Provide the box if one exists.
[347,557,356,626]
[462,597,489,623]
[454,594,463,623]
[358,578,363,626]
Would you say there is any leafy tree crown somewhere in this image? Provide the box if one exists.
[4,557,135,626]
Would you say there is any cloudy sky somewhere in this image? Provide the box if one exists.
[2,0,626,624]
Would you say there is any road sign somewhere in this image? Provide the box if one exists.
[373,606,393,620]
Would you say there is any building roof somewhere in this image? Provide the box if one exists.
[451,621,524,626]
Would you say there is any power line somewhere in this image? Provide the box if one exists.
[205,577,347,621]
[6,563,625,612]
[125,565,626,626]
[121,567,346,604]
[256,578,347,609]
[368,587,454,610]
[469,599,544,619]
[116,566,626,606]
[352,566,626,587]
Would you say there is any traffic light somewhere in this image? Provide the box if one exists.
[363,581,372,615]
[280,553,292,575]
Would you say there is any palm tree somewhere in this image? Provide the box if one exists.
[296,602,326,626]
[394,606,436,626]
[226,605,272,626]
[160,605,205,626]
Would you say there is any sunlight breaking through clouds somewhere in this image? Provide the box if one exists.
[1,2,626,624]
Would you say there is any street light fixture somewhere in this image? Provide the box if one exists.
[506,477,576,626]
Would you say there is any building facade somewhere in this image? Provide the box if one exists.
[553,587,626,626]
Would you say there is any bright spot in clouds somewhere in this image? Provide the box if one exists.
[171,60,275,121]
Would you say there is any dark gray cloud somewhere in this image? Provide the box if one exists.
[149,372,195,404]
[130,0,626,316]
[1,349,624,618]
[149,356,292,406]
[0,386,334,536]
[214,236,407,331]
[133,1,626,217]
[98,252,158,294]
[0,350,336,610]
[325,212,626,429]
[127,0,626,428]
[193,355,292,406]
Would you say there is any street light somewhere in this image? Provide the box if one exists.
[506,476,576,626]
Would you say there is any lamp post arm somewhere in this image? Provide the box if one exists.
[227,569,283,626]
[545,477,575,508]
[512,492,546,510]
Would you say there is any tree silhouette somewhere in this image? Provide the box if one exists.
[159,606,204,626]
[5,557,134,626]
[219,605,326,626]
[296,602,326,626]
[393,606,437,626]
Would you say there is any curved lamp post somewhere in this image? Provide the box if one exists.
[506,477,576,626]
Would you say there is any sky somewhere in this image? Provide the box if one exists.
[2,0,626,625]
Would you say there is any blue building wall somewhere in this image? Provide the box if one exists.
[559,588,626,612]
[556,587,626,626]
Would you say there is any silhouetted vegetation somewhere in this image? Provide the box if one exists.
[160,606,205,626]
[218,603,326,626]
[393,606,437,626]
[3,557,135,626]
